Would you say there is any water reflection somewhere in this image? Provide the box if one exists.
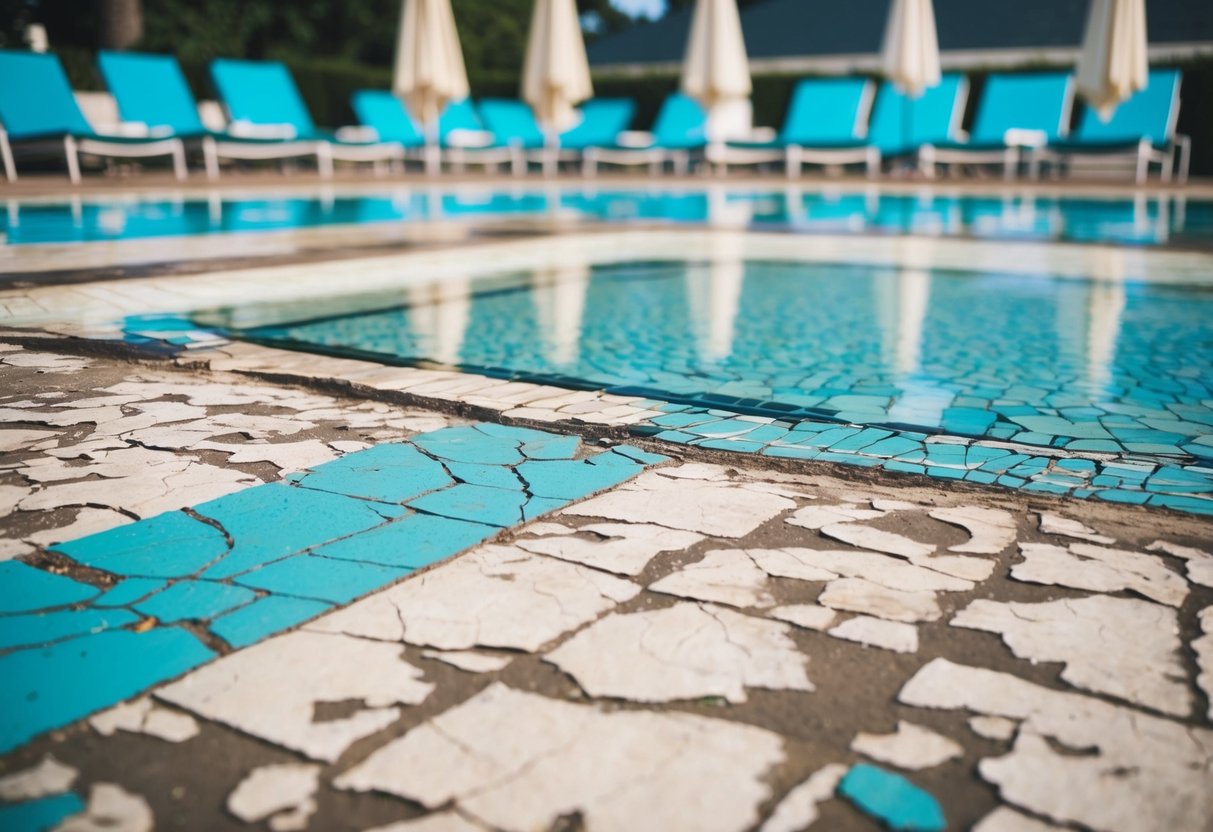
[234,247,1213,461]
[2,187,1204,247]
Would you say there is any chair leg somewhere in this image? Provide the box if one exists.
[0,130,15,182]
[866,147,881,179]
[785,145,801,179]
[171,139,188,181]
[511,148,524,177]
[918,145,935,179]
[202,137,220,180]
[1003,147,1017,181]
[64,136,81,184]
[583,151,596,177]
[674,151,688,177]
[1135,143,1149,185]
[316,143,334,178]
[1178,135,1192,185]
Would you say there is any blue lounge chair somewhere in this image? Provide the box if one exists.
[0,50,186,183]
[865,74,969,172]
[350,90,426,148]
[1043,68,1188,184]
[99,50,328,180]
[558,99,635,152]
[920,72,1073,179]
[211,58,404,176]
[435,98,523,174]
[583,93,707,175]
[713,77,878,177]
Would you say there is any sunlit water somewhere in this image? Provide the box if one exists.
[229,257,1213,462]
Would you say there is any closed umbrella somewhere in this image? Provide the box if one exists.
[1075,0,1147,121]
[393,0,470,173]
[681,0,751,144]
[881,0,941,98]
[523,0,593,134]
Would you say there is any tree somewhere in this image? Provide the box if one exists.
[99,0,143,50]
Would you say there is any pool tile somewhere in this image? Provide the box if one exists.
[234,555,409,603]
[92,578,167,608]
[0,563,99,614]
[412,425,525,465]
[311,513,497,570]
[444,460,525,490]
[0,608,139,652]
[0,627,214,754]
[838,764,946,832]
[408,483,527,527]
[517,452,643,501]
[134,580,256,623]
[289,442,453,503]
[197,484,403,579]
[209,596,332,648]
[53,511,229,579]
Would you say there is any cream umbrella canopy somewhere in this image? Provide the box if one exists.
[393,0,470,170]
[880,0,941,98]
[522,0,594,135]
[681,0,752,142]
[1075,0,1148,121]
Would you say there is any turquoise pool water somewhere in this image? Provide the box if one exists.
[231,258,1213,467]
[3,188,1208,247]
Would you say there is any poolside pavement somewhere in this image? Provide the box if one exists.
[2,175,1212,831]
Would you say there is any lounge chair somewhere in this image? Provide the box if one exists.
[583,92,707,175]
[210,58,404,176]
[556,99,635,159]
[919,72,1073,179]
[711,77,878,177]
[476,99,636,176]
[1041,68,1188,184]
[476,99,548,172]
[865,74,969,175]
[0,50,186,183]
[99,50,332,180]
[436,98,524,174]
[350,90,426,150]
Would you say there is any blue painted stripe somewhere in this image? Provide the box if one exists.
[0,423,665,753]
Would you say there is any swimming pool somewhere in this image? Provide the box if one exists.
[229,251,1213,468]
[3,187,1209,248]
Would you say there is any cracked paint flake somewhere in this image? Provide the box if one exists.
[226,764,320,830]
[362,814,487,832]
[850,721,963,770]
[421,650,513,673]
[561,469,795,538]
[545,602,813,704]
[819,524,935,558]
[968,716,1017,741]
[89,697,199,743]
[759,763,847,832]
[767,604,837,631]
[928,506,1016,554]
[818,578,941,623]
[1194,606,1213,721]
[52,783,153,832]
[1146,540,1213,589]
[516,522,704,576]
[748,548,974,592]
[785,504,885,531]
[1012,542,1188,607]
[335,683,785,832]
[828,616,918,653]
[898,658,1213,832]
[650,550,776,609]
[1038,512,1115,545]
[952,595,1190,716]
[156,631,434,762]
[307,546,639,652]
[0,756,77,802]
[972,807,1063,831]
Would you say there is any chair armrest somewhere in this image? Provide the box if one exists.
[229,121,298,140]
[615,130,655,148]
[1004,128,1047,148]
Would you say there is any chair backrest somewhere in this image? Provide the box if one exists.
[559,98,635,149]
[779,77,874,145]
[210,58,316,136]
[437,98,485,143]
[1073,68,1181,147]
[0,50,93,140]
[968,72,1073,145]
[351,90,424,146]
[477,99,545,148]
[867,74,968,155]
[651,93,707,149]
[98,50,206,136]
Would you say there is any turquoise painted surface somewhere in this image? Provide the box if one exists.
[838,764,947,832]
[1,188,1206,247]
[0,424,664,753]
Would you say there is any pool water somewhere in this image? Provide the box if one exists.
[3,188,1209,248]
[232,257,1213,465]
